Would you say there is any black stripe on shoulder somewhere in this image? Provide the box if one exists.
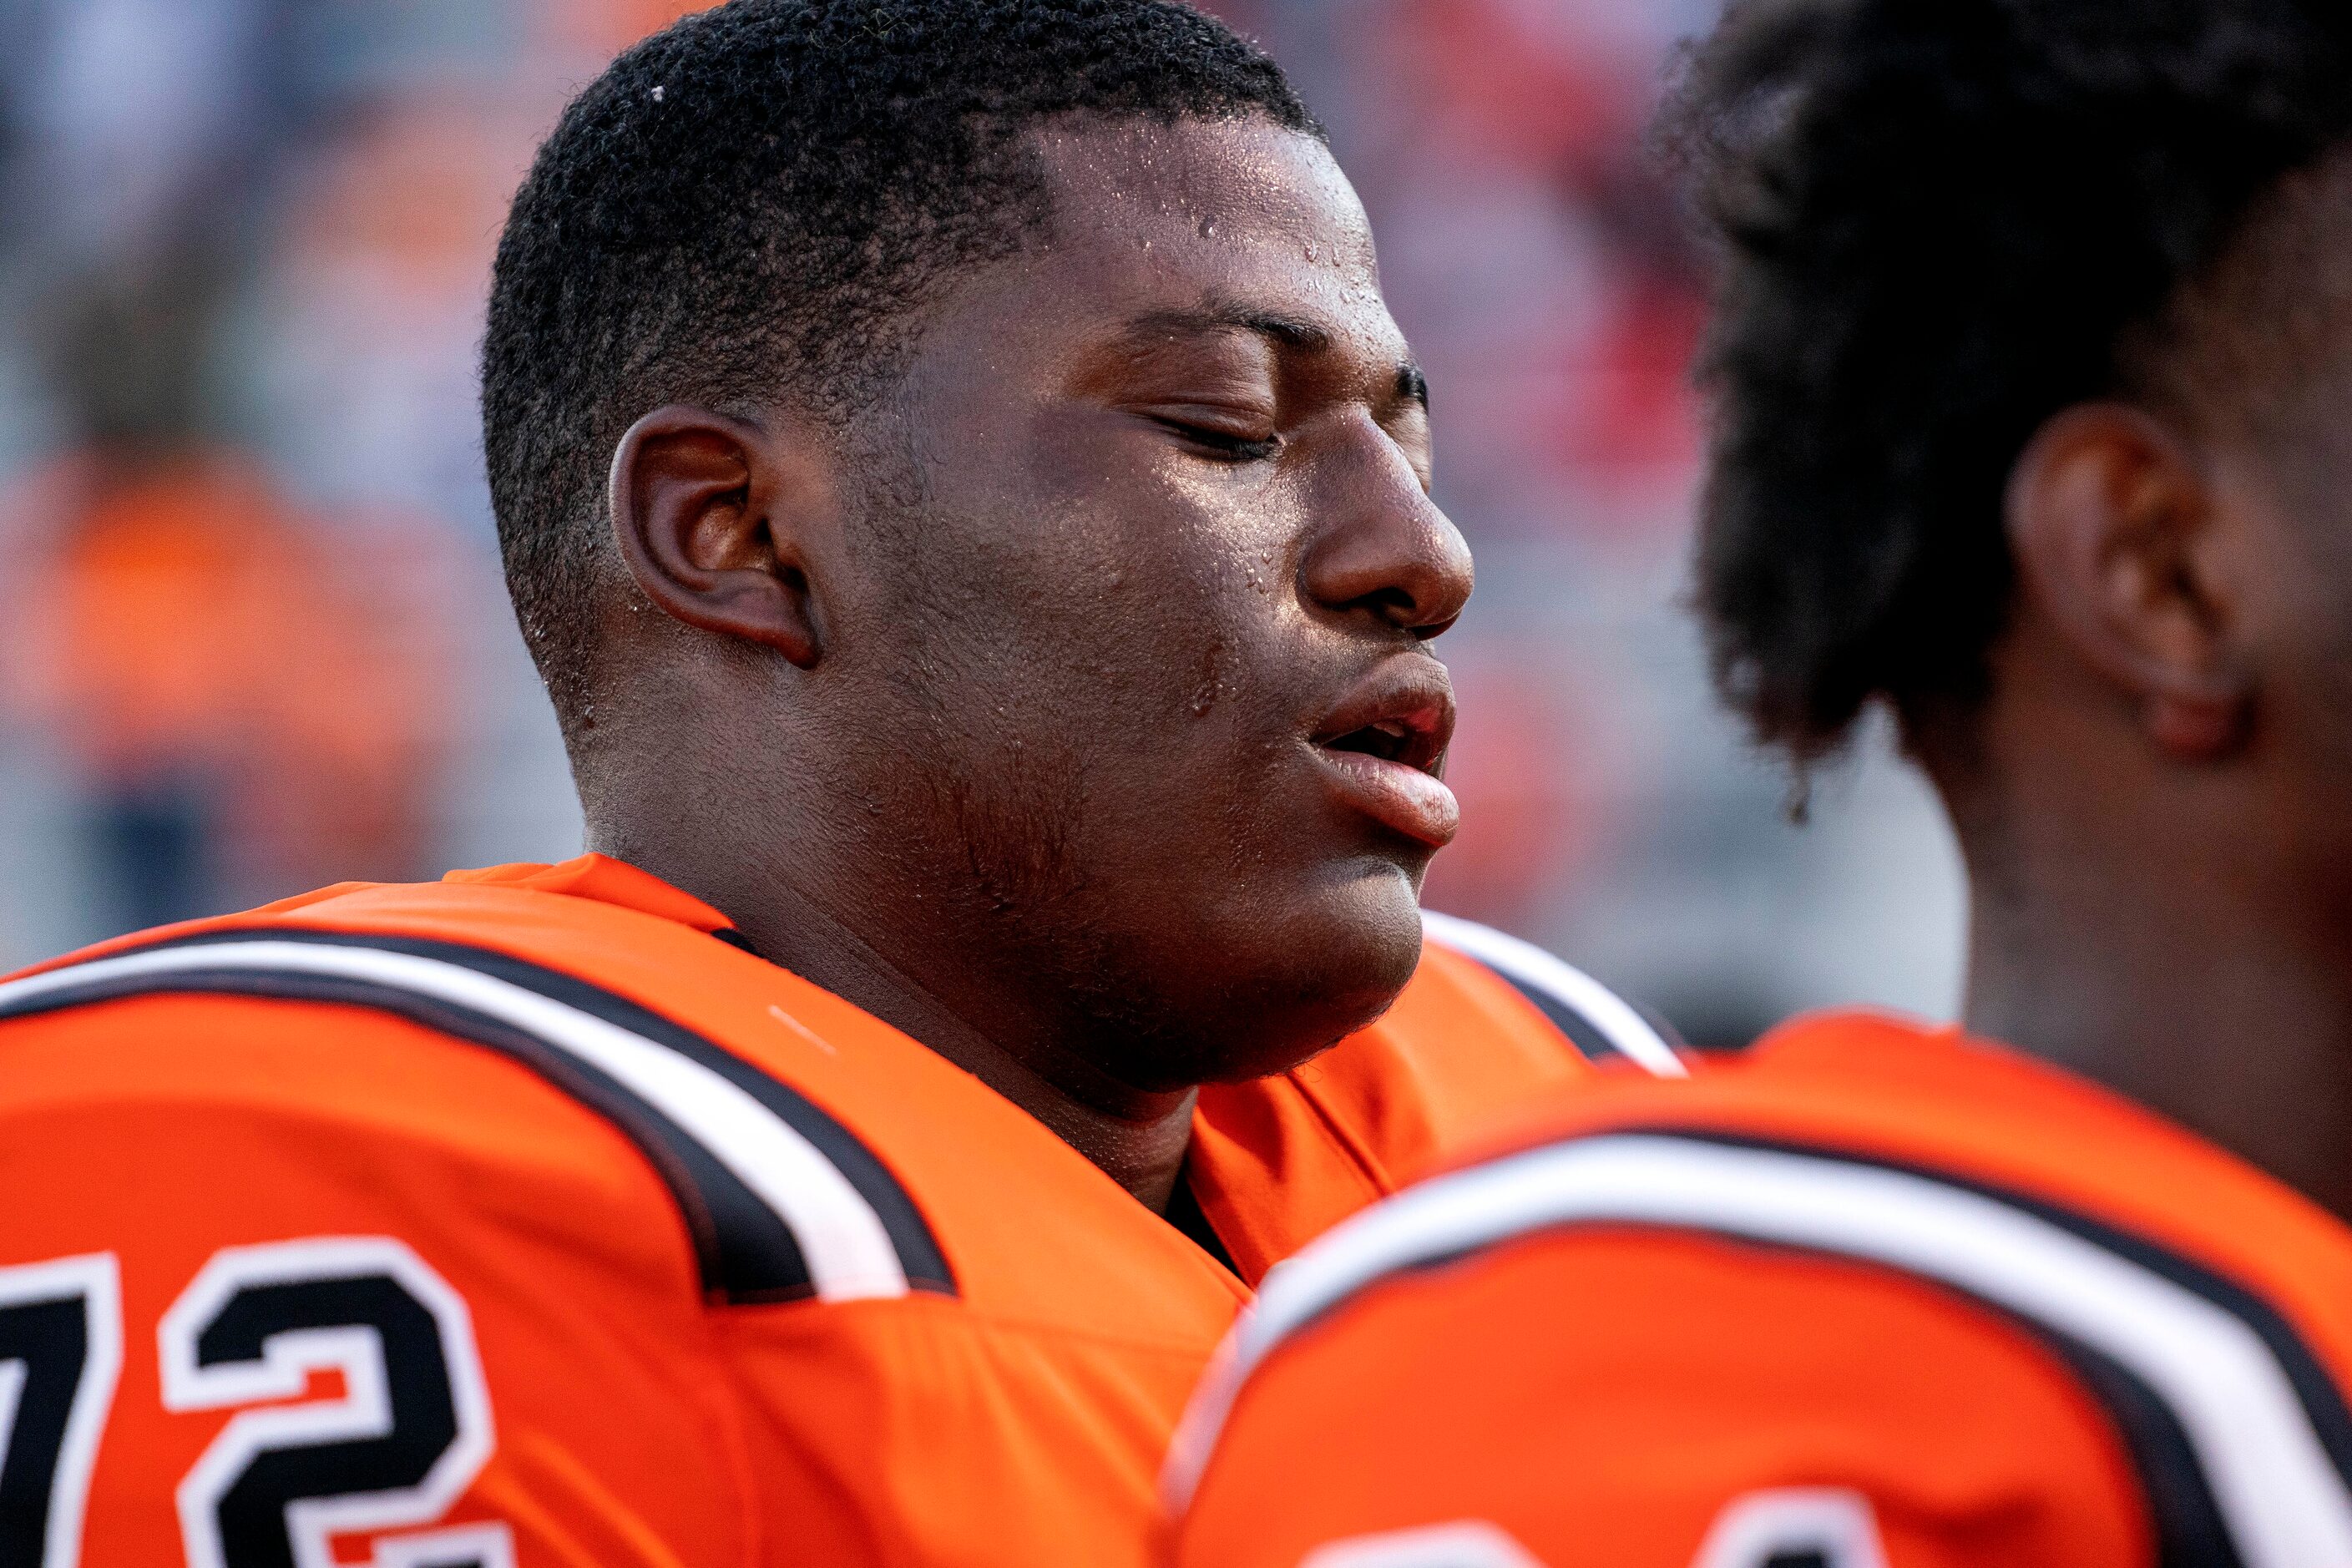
[1257,1125,2352,1566]
[3,928,956,1305]
[1409,1126,2346,1568]
[1657,1126,2352,1500]
[1670,1227,2245,1566]
[1417,913,1684,1074]
[1483,965,1641,1069]
[2,957,815,1303]
[2033,1325,2244,1568]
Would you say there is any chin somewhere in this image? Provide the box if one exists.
[1178,859,1429,1085]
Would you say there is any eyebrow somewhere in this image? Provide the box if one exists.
[1115,304,1430,409]
[1120,304,1333,352]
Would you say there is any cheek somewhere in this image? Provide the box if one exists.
[908,433,1305,787]
[1021,483,1292,714]
[1078,549,1294,769]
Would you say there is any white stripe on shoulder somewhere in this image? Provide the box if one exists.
[0,940,911,1302]
[1418,909,1687,1078]
[1166,1132,2352,1568]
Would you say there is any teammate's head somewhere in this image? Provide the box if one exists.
[1670,0,2352,772]
[483,0,1464,1090]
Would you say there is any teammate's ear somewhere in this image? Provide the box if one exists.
[607,404,828,669]
[2006,402,2249,760]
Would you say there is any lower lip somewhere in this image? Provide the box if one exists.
[1313,748,1460,848]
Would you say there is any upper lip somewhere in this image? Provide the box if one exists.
[1309,657,1456,775]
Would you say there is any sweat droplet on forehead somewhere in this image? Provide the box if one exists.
[1034,119,1378,274]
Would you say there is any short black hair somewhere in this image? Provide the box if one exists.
[1666,0,2352,760]
[481,0,1318,736]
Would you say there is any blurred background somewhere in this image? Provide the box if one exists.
[0,0,1964,1045]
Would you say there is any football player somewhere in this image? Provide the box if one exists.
[0,3,1681,1565]
[1166,1,2352,1565]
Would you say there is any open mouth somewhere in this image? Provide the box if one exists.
[1306,671,1460,848]
[1315,710,1445,775]
[1323,718,1414,763]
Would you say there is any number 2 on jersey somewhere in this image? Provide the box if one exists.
[159,1237,510,1568]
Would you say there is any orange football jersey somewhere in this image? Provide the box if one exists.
[1169,1010,2352,1568]
[0,854,1676,1568]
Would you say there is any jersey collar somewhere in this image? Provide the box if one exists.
[439,853,737,936]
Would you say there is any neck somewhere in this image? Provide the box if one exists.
[585,807,1198,1215]
[1957,798,2352,1222]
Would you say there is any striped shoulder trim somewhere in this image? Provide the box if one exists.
[1166,1130,2352,1568]
[0,928,954,1307]
[1418,910,1686,1077]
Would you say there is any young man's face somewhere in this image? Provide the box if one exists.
[818,115,1469,1090]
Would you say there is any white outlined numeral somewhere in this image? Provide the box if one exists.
[160,1237,508,1568]
[1692,1488,1891,1568]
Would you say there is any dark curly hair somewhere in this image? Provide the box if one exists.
[1666,0,2352,761]
[481,0,1318,736]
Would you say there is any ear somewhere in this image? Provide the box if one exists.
[2005,402,2250,760]
[607,404,827,668]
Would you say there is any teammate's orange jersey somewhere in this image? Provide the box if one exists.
[0,854,1678,1568]
[1168,1009,2352,1568]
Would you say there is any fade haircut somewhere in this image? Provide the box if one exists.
[1664,0,2352,761]
[481,0,1318,736]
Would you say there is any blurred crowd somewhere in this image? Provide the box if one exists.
[0,0,1965,1042]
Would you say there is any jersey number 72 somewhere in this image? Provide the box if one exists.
[0,1238,511,1568]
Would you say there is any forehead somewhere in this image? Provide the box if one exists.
[1036,114,1378,271]
[914,116,1401,367]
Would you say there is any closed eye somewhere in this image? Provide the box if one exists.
[1150,416,1282,463]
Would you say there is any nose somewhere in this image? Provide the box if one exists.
[1297,427,1473,639]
